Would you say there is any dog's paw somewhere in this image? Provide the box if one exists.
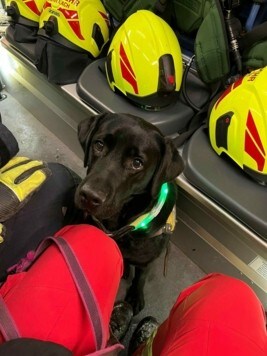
[110,301,133,341]
[125,287,145,315]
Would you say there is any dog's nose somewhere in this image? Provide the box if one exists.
[80,186,106,207]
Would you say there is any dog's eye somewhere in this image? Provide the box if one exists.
[132,158,144,170]
[94,140,104,152]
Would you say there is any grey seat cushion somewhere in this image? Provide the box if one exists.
[183,127,267,241]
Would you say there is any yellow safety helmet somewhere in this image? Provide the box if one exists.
[38,0,110,56]
[209,67,267,184]
[6,0,46,26]
[105,10,183,111]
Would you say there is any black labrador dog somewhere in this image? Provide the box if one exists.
[74,113,184,314]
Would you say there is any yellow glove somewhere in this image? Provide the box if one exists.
[0,157,51,222]
[0,223,5,243]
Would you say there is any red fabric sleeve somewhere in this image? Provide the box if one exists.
[138,273,267,356]
[0,224,123,356]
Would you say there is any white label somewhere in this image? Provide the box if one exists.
[249,256,267,281]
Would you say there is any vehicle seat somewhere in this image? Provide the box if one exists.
[182,126,267,241]
[76,58,210,135]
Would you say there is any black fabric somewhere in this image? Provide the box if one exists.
[0,338,72,355]
[0,183,19,222]
[0,162,81,280]
[5,25,37,62]
[239,21,267,51]
[12,23,38,43]
[35,37,93,85]
[0,123,19,169]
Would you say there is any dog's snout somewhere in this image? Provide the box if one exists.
[80,186,107,207]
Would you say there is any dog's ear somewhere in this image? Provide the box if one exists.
[78,114,107,167]
[151,137,184,198]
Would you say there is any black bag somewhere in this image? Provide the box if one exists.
[35,37,93,85]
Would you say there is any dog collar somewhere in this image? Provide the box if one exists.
[131,182,170,231]
[110,182,177,240]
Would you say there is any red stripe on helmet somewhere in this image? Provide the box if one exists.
[215,85,232,109]
[120,43,135,78]
[58,8,84,40]
[119,43,138,94]
[99,11,110,26]
[24,0,41,15]
[245,111,265,171]
[43,1,51,8]
[120,59,138,94]
[215,77,244,109]
[245,131,265,171]
[246,110,265,156]
[233,76,243,89]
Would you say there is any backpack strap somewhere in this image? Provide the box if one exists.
[0,236,106,351]
[49,237,105,351]
[0,296,20,341]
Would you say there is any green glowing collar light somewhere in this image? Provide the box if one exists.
[132,182,169,231]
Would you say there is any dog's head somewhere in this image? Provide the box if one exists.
[75,113,184,223]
